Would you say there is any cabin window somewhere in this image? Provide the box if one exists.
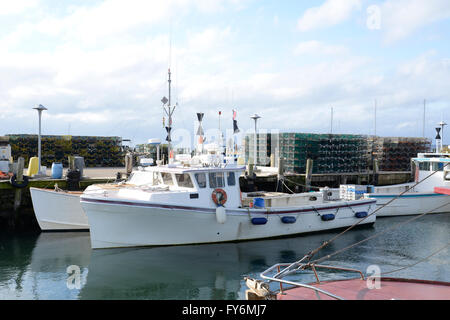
[176,174,194,188]
[161,172,174,186]
[209,172,225,188]
[195,173,207,188]
[431,162,444,172]
[227,172,236,186]
[419,162,430,171]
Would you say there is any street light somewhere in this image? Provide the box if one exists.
[33,104,47,175]
[250,114,261,167]
[439,120,447,152]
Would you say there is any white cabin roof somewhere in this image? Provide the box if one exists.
[413,153,450,163]
[141,164,245,174]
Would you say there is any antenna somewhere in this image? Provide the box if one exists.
[330,106,333,134]
[423,99,426,138]
[162,69,176,163]
[374,99,377,136]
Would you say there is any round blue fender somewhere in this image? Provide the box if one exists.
[355,211,368,219]
[251,217,268,225]
[321,214,335,221]
[281,216,296,224]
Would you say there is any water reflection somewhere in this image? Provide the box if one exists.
[0,214,448,299]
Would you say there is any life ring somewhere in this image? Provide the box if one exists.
[212,188,227,206]
[10,174,29,189]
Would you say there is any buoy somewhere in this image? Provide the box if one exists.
[281,216,296,224]
[355,211,368,218]
[321,214,335,221]
[251,217,268,225]
[216,206,226,224]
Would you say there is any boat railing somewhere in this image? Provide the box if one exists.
[258,262,365,300]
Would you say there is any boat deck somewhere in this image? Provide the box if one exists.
[277,277,450,300]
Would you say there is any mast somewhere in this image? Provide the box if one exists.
[423,99,426,138]
[162,68,176,163]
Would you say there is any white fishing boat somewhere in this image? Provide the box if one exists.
[80,163,376,249]
[362,152,450,216]
[30,169,160,231]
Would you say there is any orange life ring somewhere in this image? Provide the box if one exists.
[212,188,227,206]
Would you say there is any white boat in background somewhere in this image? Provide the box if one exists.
[30,169,162,231]
[362,152,450,216]
[30,187,87,230]
[80,163,376,249]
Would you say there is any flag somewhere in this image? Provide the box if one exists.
[232,109,239,134]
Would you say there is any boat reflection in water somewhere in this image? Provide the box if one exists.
[2,214,448,300]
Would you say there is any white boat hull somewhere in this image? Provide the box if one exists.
[81,197,376,249]
[30,187,89,231]
[366,192,450,217]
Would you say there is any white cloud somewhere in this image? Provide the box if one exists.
[297,0,361,32]
[294,40,348,55]
[0,0,39,15]
[380,0,450,43]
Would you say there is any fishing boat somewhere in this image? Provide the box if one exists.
[362,152,450,216]
[29,169,158,231]
[80,162,376,249]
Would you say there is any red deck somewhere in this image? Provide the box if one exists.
[434,187,450,195]
[277,278,450,300]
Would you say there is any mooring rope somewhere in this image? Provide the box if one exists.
[380,242,450,276]
[274,161,450,277]
[302,162,450,263]
[308,200,450,266]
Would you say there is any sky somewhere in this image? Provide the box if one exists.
[0,0,450,148]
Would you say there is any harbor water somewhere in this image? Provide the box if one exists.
[0,214,449,300]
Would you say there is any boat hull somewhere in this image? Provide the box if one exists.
[276,278,450,300]
[367,192,450,217]
[81,197,376,249]
[30,187,89,231]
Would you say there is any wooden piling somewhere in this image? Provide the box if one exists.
[305,159,313,192]
[13,157,24,211]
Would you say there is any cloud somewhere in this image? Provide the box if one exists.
[297,0,361,32]
[294,40,348,55]
[380,0,450,43]
[0,0,39,15]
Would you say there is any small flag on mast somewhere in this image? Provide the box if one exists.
[232,109,240,134]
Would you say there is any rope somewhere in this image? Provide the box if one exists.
[275,161,450,276]
[303,161,450,262]
[283,177,322,190]
[309,200,450,265]
[380,242,450,276]
[281,180,296,194]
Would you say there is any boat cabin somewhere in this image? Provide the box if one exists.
[120,165,245,208]
[413,153,450,191]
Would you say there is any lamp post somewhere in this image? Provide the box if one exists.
[250,114,261,167]
[33,104,47,175]
[439,120,447,153]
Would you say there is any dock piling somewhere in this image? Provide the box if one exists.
[13,157,24,212]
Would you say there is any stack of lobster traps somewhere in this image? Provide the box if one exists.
[7,134,124,168]
[368,136,431,171]
[243,133,431,174]
[244,133,368,174]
